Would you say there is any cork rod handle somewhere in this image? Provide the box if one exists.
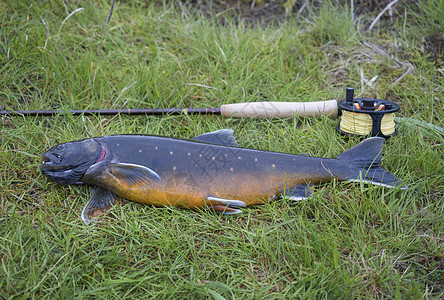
[220,100,338,119]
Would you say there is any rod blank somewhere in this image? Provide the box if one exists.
[0,108,221,117]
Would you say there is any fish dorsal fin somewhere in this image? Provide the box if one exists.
[194,129,239,147]
[81,187,118,224]
[108,163,161,186]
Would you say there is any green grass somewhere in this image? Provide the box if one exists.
[1,0,443,298]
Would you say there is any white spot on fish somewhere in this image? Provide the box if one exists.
[238,157,241,160]
[199,154,202,158]
[155,146,158,150]
[272,164,275,168]
[254,158,258,162]
[212,156,215,160]
[139,149,142,153]
[116,144,120,147]
[230,168,233,171]
[188,153,191,156]
[173,166,176,170]
[170,151,173,155]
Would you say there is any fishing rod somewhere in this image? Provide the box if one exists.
[7,88,428,139]
[0,100,339,119]
[2,89,441,140]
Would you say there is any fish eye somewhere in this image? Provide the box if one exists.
[56,144,66,151]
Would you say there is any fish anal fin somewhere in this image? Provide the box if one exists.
[212,205,243,215]
[194,129,239,147]
[207,196,247,207]
[282,183,313,201]
[81,187,118,224]
[206,196,246,215]
[108,163,161,186]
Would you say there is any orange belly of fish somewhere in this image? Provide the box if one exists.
[110,173,295,209]
[113,183,272,208]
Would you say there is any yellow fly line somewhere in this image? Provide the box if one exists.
[340,110,396,136]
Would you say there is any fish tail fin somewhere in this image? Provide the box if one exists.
[336,137,407,189]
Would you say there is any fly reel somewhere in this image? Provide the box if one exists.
[338,88,400,139]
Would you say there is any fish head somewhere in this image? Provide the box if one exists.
[40,139,102,185]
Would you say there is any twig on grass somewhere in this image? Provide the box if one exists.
[29,253,68,293]
[40,17,51,50]
[368,0,401,31]
[350,0,354,22]
[59,0,69,15]
[112,81,137,107]
[188,83,222,91]
[390,63,414,87]
[60,8,84,31]
[105,0,116,31]
[81,115,93,137]
[359,66,379,94]
[297,0,309,19]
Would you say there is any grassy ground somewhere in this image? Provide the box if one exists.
[1,0,443,298]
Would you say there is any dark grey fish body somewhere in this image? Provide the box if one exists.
[40,130,407,224]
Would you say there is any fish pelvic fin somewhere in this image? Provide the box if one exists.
[336,137,407,189]
[81,187,118,224]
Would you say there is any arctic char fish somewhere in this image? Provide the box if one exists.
[39,130,407,224]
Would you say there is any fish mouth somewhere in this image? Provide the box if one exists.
[39,139,104,185]
[40,144,106,171]
[40,153,63,169]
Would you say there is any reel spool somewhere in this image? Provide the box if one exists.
[338,88,400,139]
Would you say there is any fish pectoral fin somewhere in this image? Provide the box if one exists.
[194,129,239,147]
[108,163,161,186]
[282,183,313,201]
[81,187,118,224]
